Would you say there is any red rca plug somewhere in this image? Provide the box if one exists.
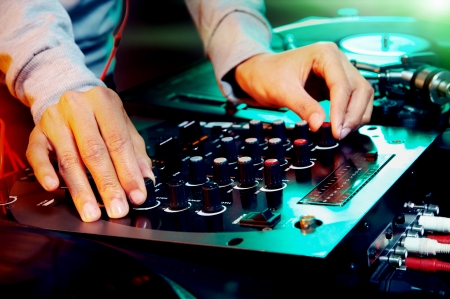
[405,256,450,273]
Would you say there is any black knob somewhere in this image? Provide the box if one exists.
[292,139,311,167]
[189,156,207,185]
[213,157,232,186]
[154,137,175,164]
[154,137,182,181]
[179,120,203,146]
[395,213,406,225]
[168,179,188,210]
[271,119,288,144]
[264,159,283,189]
[244,138,262,164]
[385,229,393,240]
[293,121,311,145]
[210,125,225,139]
[238,156,256,187]
[220,137,238,164]
[318,122,336,147]
[135,178,157,209]
[248,119,266,145]
[202,182,223,213]
[267,138,286,165]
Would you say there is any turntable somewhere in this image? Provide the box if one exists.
[271,15,450,69]
[121,15,450,128]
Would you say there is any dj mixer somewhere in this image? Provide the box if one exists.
[3,13,450,299]
[6,117,450,297]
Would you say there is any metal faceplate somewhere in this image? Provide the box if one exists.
[8,122,440,260]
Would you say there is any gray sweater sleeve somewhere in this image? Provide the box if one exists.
[184,0,273,103]
[0,0,105,124]
[0,0,273,125]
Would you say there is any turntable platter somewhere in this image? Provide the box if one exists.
[340,33,430,56]
[271,16,450,69]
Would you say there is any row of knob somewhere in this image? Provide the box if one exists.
[137,156,285,214]
[211,119,335,148]
[159,119,336,160]
[137,119,337,213]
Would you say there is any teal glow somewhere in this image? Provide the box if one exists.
[340,33,430,56]
[352,179,363,188]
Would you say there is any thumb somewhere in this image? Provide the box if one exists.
[284,89,326,132]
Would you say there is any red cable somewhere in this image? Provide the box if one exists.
[0,119,5,178]
[100,0,130,81]
[426,234,450,244]
[0,118,27,179]
[406,256,450,273]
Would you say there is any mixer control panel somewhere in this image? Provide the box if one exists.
[8,118,440,262]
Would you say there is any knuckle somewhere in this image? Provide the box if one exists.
[82,139,108,160]
[59,152,81,173]
[358,80,375,96]
[316,41,339,52]
[367,85,375,98]
[97,179,122,197]
[293,101,318,117]
[90,86,122,105]
[134,134,146,149]
[40,104,61,124]
[106,133,130,154]
[335,84,352,99]
[60,90,80,105]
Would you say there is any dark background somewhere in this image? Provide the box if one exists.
[114,0,450,92]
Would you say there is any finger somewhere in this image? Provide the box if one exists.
[313,44,352,139]
[26,126,59,191]
[62,106,130,219]
[126,117,155,182]
[283,87,326,132]
[339,60,375,138]
[360,95,374,125]
[80,88,146,207]
[341,82,374,134]
[40,107,101,222]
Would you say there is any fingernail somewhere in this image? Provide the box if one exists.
[44,176,57,190]
[82,202,100,222]
[108,199,127,218]
[340,127,351,140]
[129,189,146,205]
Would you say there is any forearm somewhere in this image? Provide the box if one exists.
[0,0,105,124]
[184,0,273,101]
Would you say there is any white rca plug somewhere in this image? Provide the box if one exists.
[418,215,450,233]
[403,237,450,256]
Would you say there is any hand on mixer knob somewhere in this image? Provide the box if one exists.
[317,122,337,148]
[234,43,374,139]
[132,177,157,210]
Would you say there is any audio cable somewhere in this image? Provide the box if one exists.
[0,119,26,179]
[405,256,450,273]
[100,0,130,81]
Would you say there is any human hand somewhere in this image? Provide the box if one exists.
[235,42,374,140]
[26,86,154,222]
